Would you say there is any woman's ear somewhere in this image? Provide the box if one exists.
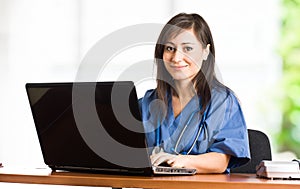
[203,44,210,60]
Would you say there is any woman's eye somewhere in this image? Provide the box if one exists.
[185,47,193,52]
[165,46,175,52]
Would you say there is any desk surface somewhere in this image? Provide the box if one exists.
[1,167,300,189]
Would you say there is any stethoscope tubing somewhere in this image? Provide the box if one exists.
[155,107,208,155]
[173,109,207,155]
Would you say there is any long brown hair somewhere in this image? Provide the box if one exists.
[155,13,228,114]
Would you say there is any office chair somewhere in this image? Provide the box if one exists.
[231,129,272,173]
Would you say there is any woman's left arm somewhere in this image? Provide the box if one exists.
[167,152,231,173]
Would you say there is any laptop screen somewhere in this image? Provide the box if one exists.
[26,81,152,175]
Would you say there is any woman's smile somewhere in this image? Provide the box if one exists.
[170,64,188,70]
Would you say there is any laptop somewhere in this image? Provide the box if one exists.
[25,81,196,176]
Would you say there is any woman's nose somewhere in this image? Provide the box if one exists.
[172,50,184,63]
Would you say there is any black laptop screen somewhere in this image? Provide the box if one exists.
[26,82,152,175]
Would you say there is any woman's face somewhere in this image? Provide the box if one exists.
[163,29,209,82]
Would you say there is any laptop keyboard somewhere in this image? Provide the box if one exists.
[153,166,197,175]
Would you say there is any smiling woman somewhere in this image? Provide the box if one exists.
[139,13,251,174]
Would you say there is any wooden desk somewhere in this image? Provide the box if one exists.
[1,167,300,189]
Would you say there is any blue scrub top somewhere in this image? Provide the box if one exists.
[138,87,251,172]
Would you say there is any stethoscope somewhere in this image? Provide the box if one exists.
[155,107,208,155]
